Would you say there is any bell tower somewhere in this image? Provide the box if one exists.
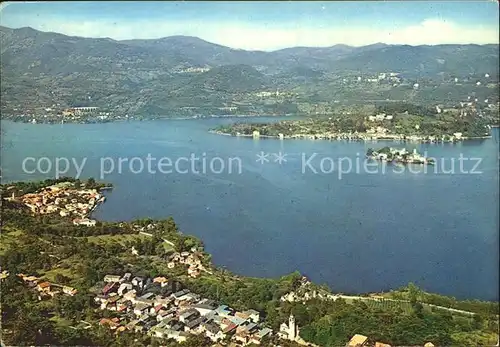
[288,314,296,340]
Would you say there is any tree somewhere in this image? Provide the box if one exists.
[472,314,485,330]
[174,236,188,252]
[85,177,96,189]
[55,273,71,284]
[407,282,422,306]
[183,335,211,347]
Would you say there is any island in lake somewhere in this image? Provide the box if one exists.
[367,147,435,165]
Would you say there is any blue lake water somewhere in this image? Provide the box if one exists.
[1,119,498,300]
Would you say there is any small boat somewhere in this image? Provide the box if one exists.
[99,186,113,190]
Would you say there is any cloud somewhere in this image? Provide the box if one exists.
[204,19,499,50]
[1,15,498,50]
[384,19,499,46]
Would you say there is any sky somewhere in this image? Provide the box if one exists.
[0,1,498,50]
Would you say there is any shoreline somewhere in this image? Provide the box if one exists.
[209,129,493,143]
[10,179,497,303]
[0,113,297,125]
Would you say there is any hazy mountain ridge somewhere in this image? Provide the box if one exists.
[1,26,498,116]
[2,26,498,75]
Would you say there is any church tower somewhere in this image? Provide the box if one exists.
[288,314,297,340]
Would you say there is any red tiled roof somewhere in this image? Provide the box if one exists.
[38,281,51,288]
[102,282,116,294]
[223,323,237,333]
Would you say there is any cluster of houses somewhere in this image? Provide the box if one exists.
[343,72,401,85]
[366,126,390,135]
[281,288,339,304]
[13,183,104,225]
[62,107,99,116]
[167,250,211,278]
[174,66,211,74]
[279,277,347,305]
[16,273,78,299]
[367,114,394,122]
[93,273,274,345]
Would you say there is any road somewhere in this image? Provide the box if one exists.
[334,294,476,316]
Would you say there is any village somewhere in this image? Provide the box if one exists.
[93,272,277,346]
[0,264,469,347]
[2,266,283,346]
[0,227,395,347]
[1,267,418,347]
[2,69,497,126]
[8,181,106,226]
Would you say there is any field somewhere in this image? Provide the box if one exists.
[364,298,415,314]
[85,233,175,253]
[86,233,148,246]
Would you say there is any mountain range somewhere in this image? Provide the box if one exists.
[1,25,498,115]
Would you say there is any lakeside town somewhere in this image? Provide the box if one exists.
[212,98,497,143]
[1,267,424,347]
[2,69,498,127]
[0,263,462,347]
[2,179,498,347]
[3,99,499,130]
[210,128,484,143]
[5,180,109,226]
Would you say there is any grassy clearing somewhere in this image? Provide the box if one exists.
[50,315,73,328]
[41,267,77,283]
[86,233,175,253]
[86,233,148,246]
[36,254,84,285]
[163,242,175,253]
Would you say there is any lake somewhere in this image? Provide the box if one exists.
[1,118,498,300]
